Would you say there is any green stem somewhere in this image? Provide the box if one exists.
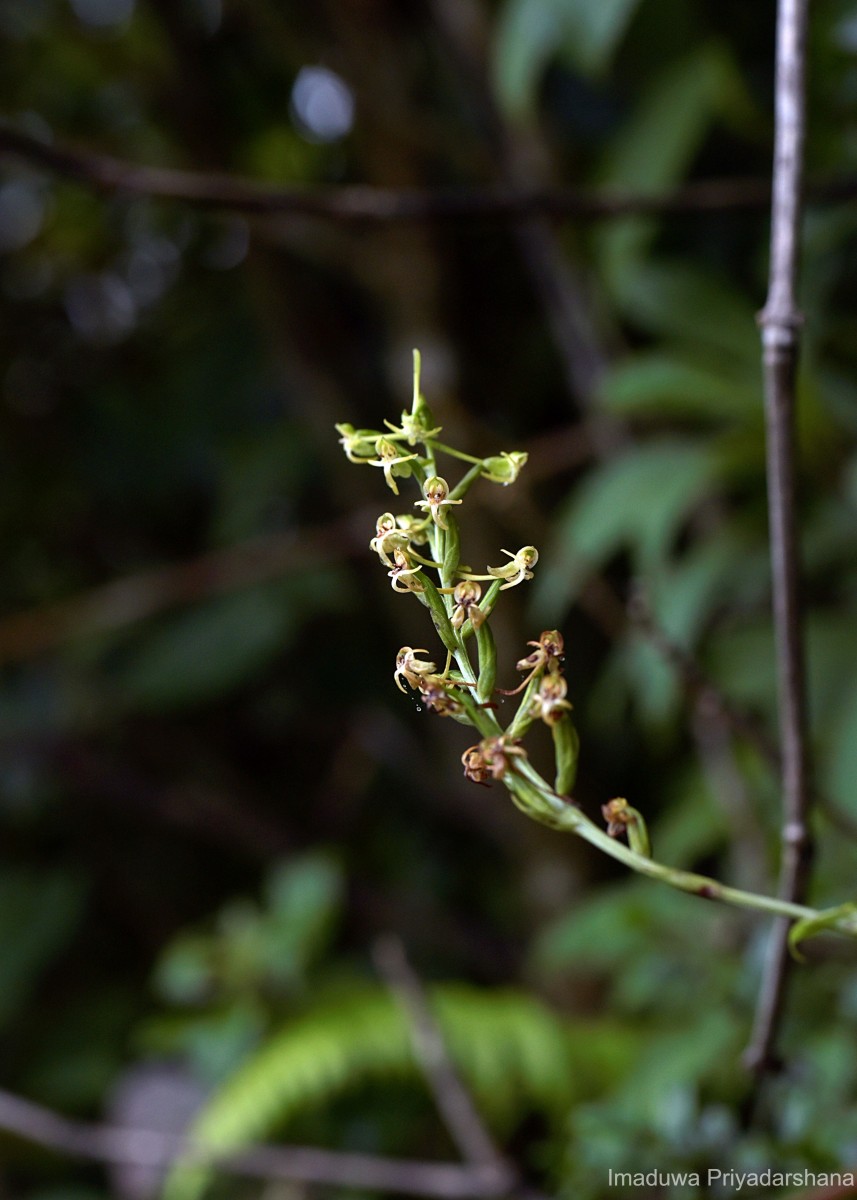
[475,620,497,704]
[504,763,832,928]
[504,674,541,740]
[420,575,458,653]
[430,442,484,467]
[441,513,461,590]
[448,462,486,503]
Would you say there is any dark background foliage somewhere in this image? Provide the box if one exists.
[2,1,857,1197]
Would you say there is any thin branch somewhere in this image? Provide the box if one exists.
[373,936,515,1192]
[744,0,814,1090]
[0,1087,512,1199]
[1,120,853,225]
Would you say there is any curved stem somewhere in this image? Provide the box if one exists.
[503,763,844,930]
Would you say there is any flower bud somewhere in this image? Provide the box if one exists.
[480,451,528,485]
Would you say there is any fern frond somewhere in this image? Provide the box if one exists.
[164,983,573,1200]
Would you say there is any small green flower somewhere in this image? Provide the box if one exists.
[487,545,539,590]
[335,423,383,463]
[480,451,528,485]
[367,436,420,495]
[414,476,463,530]
[394,513,432,546]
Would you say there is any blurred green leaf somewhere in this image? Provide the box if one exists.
[119,588,292,709]
[262,852,344,984]
[533,439,718,618]
[596,45,745,286]
[0,868,86,1028]
[494,0,644,116]
[599,354,759,422]
[116,570,346,710]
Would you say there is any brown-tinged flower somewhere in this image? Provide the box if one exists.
[420,681,464,717]
[461,735,528,786]
[450,580,486,631]
[528,672,573,726]
[461,743,492,786]
[394,647,437,693]
[601,797,651,856]
[499,630,566,696]
[602,798,632,837]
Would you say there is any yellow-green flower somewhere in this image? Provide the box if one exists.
[335,423,383,463]
[480,451,528,485]
[367,437,420,495]
[487,545,538,590]
[414,476,462,530]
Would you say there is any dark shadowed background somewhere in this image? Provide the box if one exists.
[2,1,857,1197]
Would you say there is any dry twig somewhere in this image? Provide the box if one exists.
[744,0,814,1093]
[373,936,516,1193]
[0,1087,513,1199]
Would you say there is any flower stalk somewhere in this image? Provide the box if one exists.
[337,349,857,951]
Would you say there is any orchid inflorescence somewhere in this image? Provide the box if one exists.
[336,349,583,825]
[336,350,857,947]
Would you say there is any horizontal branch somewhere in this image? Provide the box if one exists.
[1,121,855,224]
[0,1088,512,1199]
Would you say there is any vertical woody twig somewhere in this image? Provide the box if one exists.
[744,0,814,1090]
